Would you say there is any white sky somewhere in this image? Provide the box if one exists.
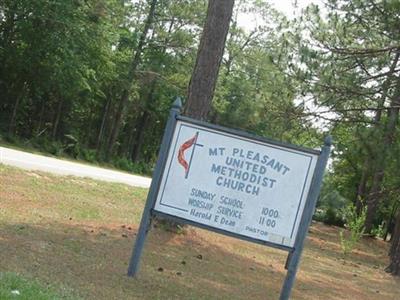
[269,0,320,18]
[237,0,323,30]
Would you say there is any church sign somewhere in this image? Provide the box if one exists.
[127,98,331,300]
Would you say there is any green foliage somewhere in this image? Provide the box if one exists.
[1,0,317,175]
[314,175,346,226]
[325,207,345,227]
[79,149,98,164]
[63,134,81,158]
[371,223,385,239]
[113,157,152,176]
[292,0,400,236]
[339,203,367,256]
[30,137,64,156]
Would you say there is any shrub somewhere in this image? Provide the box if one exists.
[113,157,152,175]
[31,136,63,155]
[114,157,135,172]
[325,207,345,226]
[313,207,345,227]
[371,223,385,238]
[79,149,98,163]
[63,134,80,158]
[315,185,347,226]
[339,203,367,255]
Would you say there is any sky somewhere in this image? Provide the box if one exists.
[269,0,320,18]
[237,0,323,31]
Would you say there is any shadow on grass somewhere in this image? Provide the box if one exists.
[1,222,399,300]
[0,221,286,299]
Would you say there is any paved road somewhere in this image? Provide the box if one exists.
[0,146,151,188]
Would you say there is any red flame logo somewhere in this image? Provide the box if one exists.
[177,133,198,177]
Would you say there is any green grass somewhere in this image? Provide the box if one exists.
[0,165,148,224]
[0,272,75,300]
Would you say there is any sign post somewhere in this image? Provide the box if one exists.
[127,97,182,277]
[279,136,331,300]
[127,98,331,299]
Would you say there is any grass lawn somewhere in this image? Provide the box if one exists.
[0,164,399,299]
[0,272,76,299]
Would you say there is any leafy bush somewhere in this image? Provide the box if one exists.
[324,207,345,226]
[31,137,63,156]
[114,157,135,172]
[339,203,367,255]
[63,134,80,158]
[2,133,17,144]
[313,207,345,226]
[313,208,325,222]
[113,157,152,175]
[371,223,385,238]
[314,180,347,226]
[79,149,98,163]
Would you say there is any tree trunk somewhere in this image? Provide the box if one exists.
[386,211,400,276]
[8,93,22,136]
[127,16,175,158]
[160,0,234,231]
[36,99,46,134]
[105,0,157,160]
[355,101,383,213]
[131,111,150,162]
[184,0,235,119]
[356,51,399,214]
[85,108,94,147]
[126,113,141,159]
[365,81,400,233]
[384,203,399,241]
[52,97,64,140]
[96,96,112,151]
[355,168,368,213]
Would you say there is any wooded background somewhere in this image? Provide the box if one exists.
[0,0,399,275]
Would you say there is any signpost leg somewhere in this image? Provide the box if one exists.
[284,250,293,270]
[279,136,332,300]
[127,97,182,277]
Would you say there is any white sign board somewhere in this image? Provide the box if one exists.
[154,120,318,247]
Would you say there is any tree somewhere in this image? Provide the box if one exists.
[105,0,158,159]
[386,211,400,275]
[294,0,400,236]
[364,77,400,232]
[0,0,120,141]
[184,0,234,119]
[0,0,209,168]
[292,0,400,274]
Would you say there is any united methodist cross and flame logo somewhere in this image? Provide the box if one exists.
[177,131,202,178]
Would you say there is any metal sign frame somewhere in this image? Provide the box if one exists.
[127,98,331,300]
